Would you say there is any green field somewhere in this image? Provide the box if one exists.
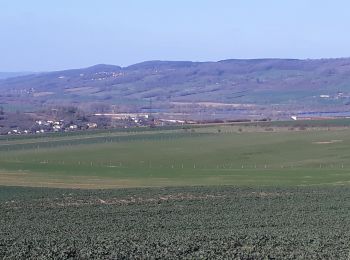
[2,123,350,258]
[1,185,350,259]
[1,124,350,188]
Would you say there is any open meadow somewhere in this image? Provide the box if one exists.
[1,123,350,188]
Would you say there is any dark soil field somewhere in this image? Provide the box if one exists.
[1,185,350,259]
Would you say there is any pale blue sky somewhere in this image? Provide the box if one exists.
[0,0,349,71]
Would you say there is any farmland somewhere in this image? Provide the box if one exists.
[1,123,350,188]
[1,123,350,258]
[1,185,350,259]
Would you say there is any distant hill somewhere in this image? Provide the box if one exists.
[0,72,33,80]
[1,58,350,119]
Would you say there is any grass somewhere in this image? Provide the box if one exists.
[1,125,350,188]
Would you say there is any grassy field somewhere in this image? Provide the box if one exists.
[1,124,350,188]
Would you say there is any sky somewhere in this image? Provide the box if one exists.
[0,0,350,71]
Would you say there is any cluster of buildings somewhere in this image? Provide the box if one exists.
[318,92,350,100]
[5,112,197,136]
[7,119,98,135]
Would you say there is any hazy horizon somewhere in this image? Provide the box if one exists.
[1,0,350,71]
[4,56,350,74]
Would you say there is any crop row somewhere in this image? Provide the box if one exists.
[1,186,350,259]
[0,132,210,152]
